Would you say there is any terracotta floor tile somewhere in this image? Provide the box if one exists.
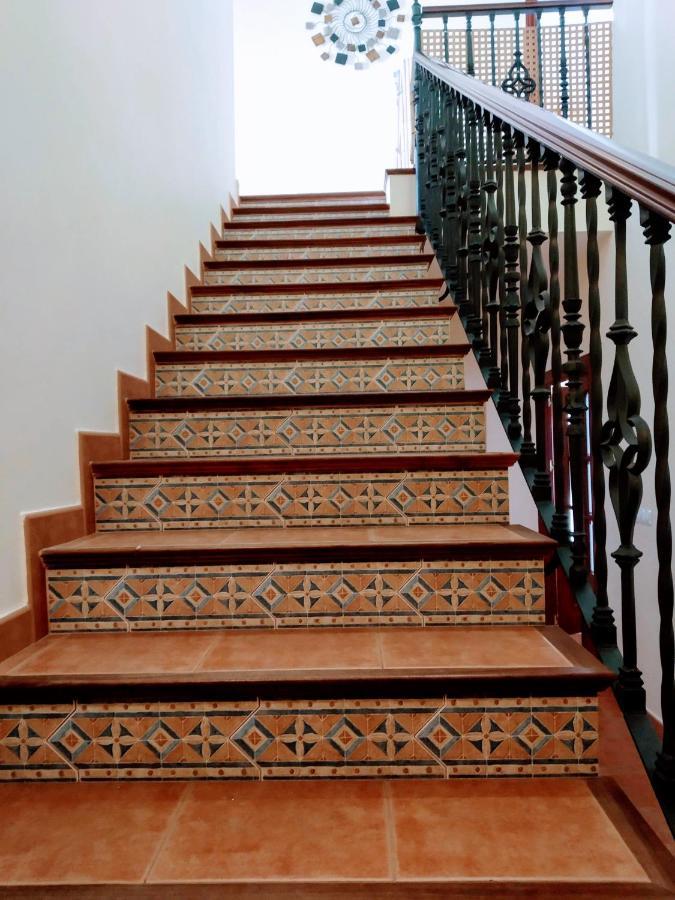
[8,633,217,676]
[148,781,390,882]
[199,629,381,672]
[0,783,184,884]
[389,778,651,882]
[380,626,571,669]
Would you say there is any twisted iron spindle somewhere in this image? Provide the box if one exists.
[517,130,536,466]
[483,109,501,388]
[502,122,522,439]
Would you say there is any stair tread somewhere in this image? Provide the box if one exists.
[204,254,433,270]
[1,778,670,893]
[190,277,444,296]
[174,303,455,326]
[215,234,425,248]
[0,626,610,687]
[154,343,469,364]
[42,523,555,561]
[128,388,490,413]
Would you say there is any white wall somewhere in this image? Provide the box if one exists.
[233,0,406,194]
[610,0,675,719]
[0,0,236,618]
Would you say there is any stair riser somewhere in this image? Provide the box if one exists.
[238,198,384,208]
[223,225,415,242]
[233,211,390,222]
[93,470,510,531]
[214,244,424,261]
[203,263,431,286]
[47,558,545,633]
[190,287,442,316]
[175,318,453,353]
[0,696,599,782]
[129,405,486,460]
[155,357,465,399]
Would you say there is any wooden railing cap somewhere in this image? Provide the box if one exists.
[415,52,675,221]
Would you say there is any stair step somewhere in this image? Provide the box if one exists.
[154,345,467,399]
[91,453,515,532]
[231,203,390,221]
[0,625,610,780]
[190,277,444,314]
[128,390,488,460]
[221,215,417,242]
[174,305,456,352]
[202,255,434,286]
[214,234,427,260]
[239,190,386,206]
[42,523,552,632]
[0,778,671,892]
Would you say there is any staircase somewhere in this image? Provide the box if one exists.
[1,189,673,895]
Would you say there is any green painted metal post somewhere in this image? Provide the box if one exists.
[442,14,450,63]
[412,2,424,230]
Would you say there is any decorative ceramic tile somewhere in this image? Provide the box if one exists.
[203,261,431,286]
[47,559,545,632]
[175,318,452,353]
[214,243,424,262]
[93,470,510,532]
[1,696,598,780]
[190,286,442,315]
[222,224,415,242]
[154,357,465,399]
[0,705,77,781]
[129,404,486,460]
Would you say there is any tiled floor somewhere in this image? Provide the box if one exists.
[0,626,577,678]
[0,777,670,892]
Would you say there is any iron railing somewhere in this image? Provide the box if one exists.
[412,6,675,831]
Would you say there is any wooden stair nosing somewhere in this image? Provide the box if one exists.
[189,278,445,298]
[153,344,471,366]
[214,234,427,250]
[0,627,613,702]
[202,254,435,273]
[127,389,492,414]
[239,191,386,202]
[221,215,417,232]
[173,305,457,328]
[232,204,391,217]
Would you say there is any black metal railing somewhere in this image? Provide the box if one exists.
[420,0,614,135]
[412,15,675,829]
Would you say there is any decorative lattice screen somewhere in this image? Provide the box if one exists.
[421,22,613,137]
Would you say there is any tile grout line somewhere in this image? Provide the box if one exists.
[141,782,190,884]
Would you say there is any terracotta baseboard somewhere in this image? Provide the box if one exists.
[0,607,34,665]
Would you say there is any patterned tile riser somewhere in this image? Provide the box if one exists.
[190,290,441,316]
[202,264,431,287]
[223,226,415,242]
[154,358,465,399]
[129,405,486,460]
[214,245,425,262]
[174,321,453,353]
[0,697,599,781]
[233,211,390,222]
[47,559,545,632]
[93,471,510,532]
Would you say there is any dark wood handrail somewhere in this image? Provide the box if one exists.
[422,0,613,17]
[415,52,675,220]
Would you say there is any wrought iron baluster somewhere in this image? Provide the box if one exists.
[602,186,651,714]
[560,158,588,588]
[446,90,461,299]
[583,171,616,647]
[640,208,675,791]
[489,12,497,87]
[442,14,450,64]
[502,10,536,100]
[536,10,544,108]
[523,139,551,499]
[494,118,509,412]
[466,13,475,77]
[559,6,570,119]
[483,110,501,388]
[544,149,568,543]
[517,131,535,465]
[455,98,470,318]
[478,109,491,366]
[583,6,593,130]
[439,84,453,283]
[502,123,522,439]
[467,101,484,348]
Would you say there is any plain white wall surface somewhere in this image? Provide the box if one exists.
[0,0,236,618]
[609,0,675,720]
[233,0,407,195]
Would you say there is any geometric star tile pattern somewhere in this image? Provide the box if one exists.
[214,243,425,262]
[93,470,510,531]
[0,697,598,781]
[222,223,415,242]
[47,559,545,631]
[154,357,465,398]
[203,261,432,286]
[129,404,486,459]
